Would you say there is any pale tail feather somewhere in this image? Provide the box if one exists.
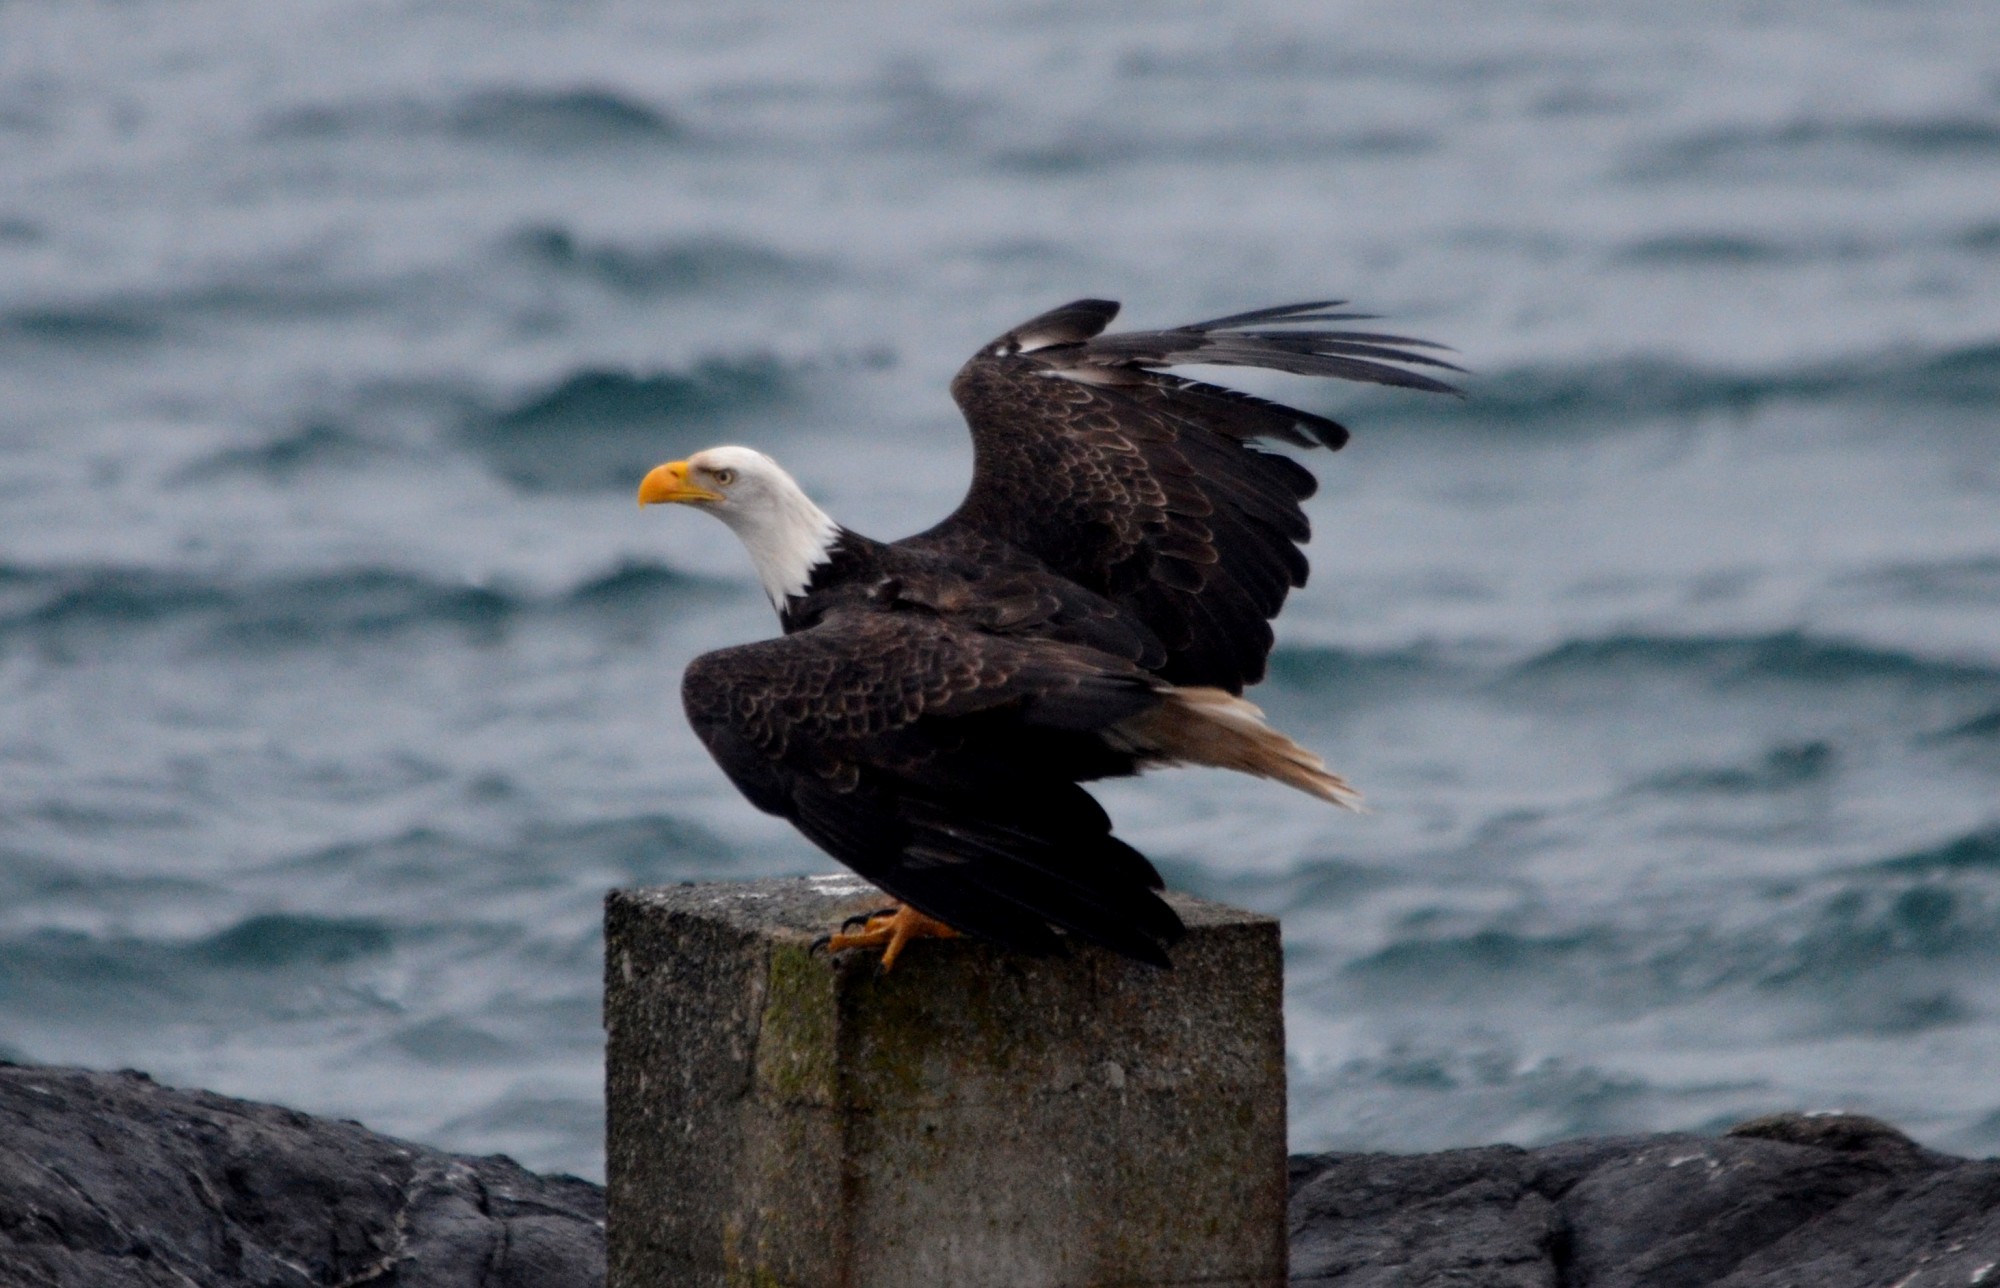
[1109,686,1363,810]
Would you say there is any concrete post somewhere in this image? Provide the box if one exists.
[604,876,1287,1288]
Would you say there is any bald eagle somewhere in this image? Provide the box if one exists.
[639,300,1457,967]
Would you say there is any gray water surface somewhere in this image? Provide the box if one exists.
[3,1,1998,1178]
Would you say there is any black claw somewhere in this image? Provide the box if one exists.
[809,933,834,955]
[839,906,897,933]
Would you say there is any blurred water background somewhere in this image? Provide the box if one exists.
[3,1,1998,1181]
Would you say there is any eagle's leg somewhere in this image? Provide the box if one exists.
[824,902,960,971]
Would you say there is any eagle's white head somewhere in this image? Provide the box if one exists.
[637,445,842,611]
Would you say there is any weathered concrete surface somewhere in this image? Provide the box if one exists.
[0,1062,604,1287]
[1287,1112,2000,1288]
[604,876,1288,1288]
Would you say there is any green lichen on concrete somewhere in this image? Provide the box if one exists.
[727,1232,786,1283]
[723,1270,791,1288]
[842,961,976,1107]
[840,951,1062,1111]
[723,1211,801,1288]
[753,940,838,1105]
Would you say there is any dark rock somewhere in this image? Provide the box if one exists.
[0,1063,604,1287]
[1287,1144,1561,1287]
[1289,1112,2000,1287]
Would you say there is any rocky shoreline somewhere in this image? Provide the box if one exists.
[1289,1113,2000,1287]
[0,1064,604,1288]
[3,1062,1996,1286]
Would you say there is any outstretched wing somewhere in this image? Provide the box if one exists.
[917,299,1459,693]
[681,611,1187,965]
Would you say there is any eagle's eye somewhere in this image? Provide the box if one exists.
[711,467,737,486]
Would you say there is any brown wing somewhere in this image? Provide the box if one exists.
[680,609,1186,965]
[914,299,1459,692]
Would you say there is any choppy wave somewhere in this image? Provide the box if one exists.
[0,847,204,906]
[1640,741,1837,795]
[466,356,794,490]
[1611,232,1860,267]
[991,125,1439,174]
[1343,925,1630,1007]
[1290,1030,1775,1153]
[1612,220,2000,265]
[1838,557,2000,607]
[1160,853,1396,920]
[1755,853,2000,1035]
[1960,222,2000,254]
[1624,115,2000,185]
[1936,709,2000,741]
[196,913,397,968]
[0,560,714,653]
[263,86,681,149]
[1112,41,1565,89]
[1265,643,1465,698]
[0,275,420,352]
[1338,830,2000,1035]
[0,307,164,347]
[273,813,728,892]
[1509,631,2000,690]
[567,558,712,611]
[0,809,723,1018]
[1269,632,2000,700]
[173,379,480,481]
[2,566,503,648]
[1867,828,2000,876]
[1352,816,1992,968]
[178,422,392,481]
[503,225,817,297]
[0,914,403,1021]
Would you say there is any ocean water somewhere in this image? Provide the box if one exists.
[3,0,1998,1180]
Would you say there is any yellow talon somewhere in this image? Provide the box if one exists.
[825,903,961,971]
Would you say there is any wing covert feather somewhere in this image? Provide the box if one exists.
[922,299,1457,692]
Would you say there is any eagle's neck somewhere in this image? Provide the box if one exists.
[712,477,844,613]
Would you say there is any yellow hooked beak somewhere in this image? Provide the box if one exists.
[637,460,722,507]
